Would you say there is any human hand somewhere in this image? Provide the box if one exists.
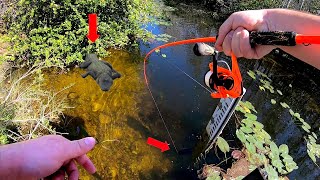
[0,135,96,180]
[215,9,276,59]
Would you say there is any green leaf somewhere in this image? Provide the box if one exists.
[240,126,253,134]
[247,70,256,79]
[155,49,160,53]
[161,54,167,58]
[249,165,257,172]
[302,122,311,130]
[254,140,265,151]
[252,121,264,129]
[246,134,256,144]
[244,101,257,113]
[245,142,256,154]
[301,125,311,133]
[269,142,279,157]
[259,86,265,91]
[265,165,278,180]
[272,159,284,171]
[308,135,316,143]
[242,118,253,128]
[308,149,317,163]
[289,109,295,116]
[294,112,301,118]
[279,144,289,154]
[206,170,221,180]
[271,99,276,104]
[261,129,271,141]
[216,137,230,154]
[277,90,283,95]
[312,132,317,139]
[269,88,275,94]
[277,89,283,96]
[285,161,298,172]
[236,129,247,143]
[297,117,305,123]
[281,154,293,161]
[280,102,290,109]
[245,113,257,121]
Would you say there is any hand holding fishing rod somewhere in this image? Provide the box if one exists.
[144,28,320,100]
[215,9,320,69]
[192,29,320,98]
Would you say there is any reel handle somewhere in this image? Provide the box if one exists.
[249,31,296,47]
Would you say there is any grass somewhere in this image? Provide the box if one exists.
[0,48,70,143]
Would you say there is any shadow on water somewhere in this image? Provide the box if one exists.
[54,115,90,140]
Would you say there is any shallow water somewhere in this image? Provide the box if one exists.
[44,50,173,179]
[43,6,319,180]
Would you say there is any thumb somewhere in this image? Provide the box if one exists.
[64,137,96,159]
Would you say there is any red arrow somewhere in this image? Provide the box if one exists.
[87,13,99,42]
[147,137,170,152]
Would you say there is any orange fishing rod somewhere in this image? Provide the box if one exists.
[144,31,320,100]
[142,31,319,154]
[143,37,243,99]
[250,31,320,46]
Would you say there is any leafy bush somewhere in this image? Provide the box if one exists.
[2,0,163,67]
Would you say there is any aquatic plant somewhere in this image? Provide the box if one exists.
[235,101,298,177]
[1,0,168,67]
[248,69,320,166]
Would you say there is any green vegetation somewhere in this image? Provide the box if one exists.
[0,63,69,143]
[200,68,320,179]
[0,0,167,144]
[164,0,281,18]
[1,0,166,67]
[236,101,298,178]
[248,70,320,166]
[231,0,281,11]
[207,100,297,179]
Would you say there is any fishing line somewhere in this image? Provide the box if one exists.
[145,82,179,153]
[162,58,213,94]
[143,37,217,154]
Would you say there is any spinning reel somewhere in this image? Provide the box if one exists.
[193,43,243,98]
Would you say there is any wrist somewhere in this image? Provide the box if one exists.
[264,8,320,34]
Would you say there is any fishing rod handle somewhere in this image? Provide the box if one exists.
[249,31,296,47]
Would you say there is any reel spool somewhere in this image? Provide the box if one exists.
[193,43,243,98]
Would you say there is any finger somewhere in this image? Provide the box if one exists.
[232,28,242,57]
[63,137,96,159]
[222,31,233,56]
[65,160,79,180]
[75,154,96,174]
[215,13,235,51]
[52,169,65,180]
[239,28,254,59]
